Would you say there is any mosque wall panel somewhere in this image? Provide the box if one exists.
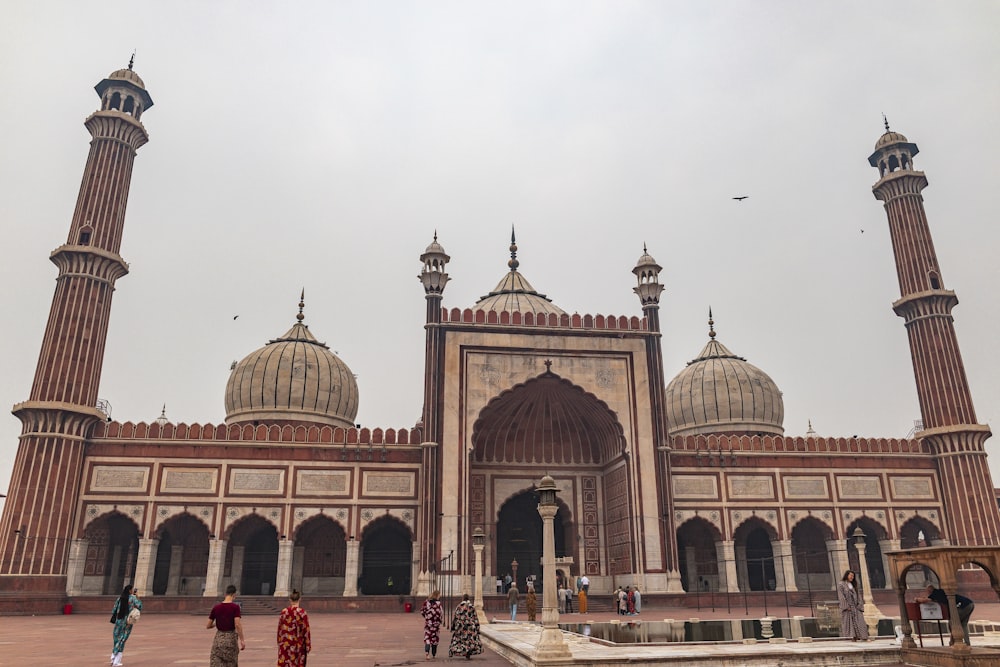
[672,475,719,500]
[726,475,776,500]
[227,468,285,495]
[835,475,884,500]
[361,470,416,498]
[160,466,219,494]
[88,464,150,493]
[782,476,830,500]
[889,475,936,500]
[295,469,352,497]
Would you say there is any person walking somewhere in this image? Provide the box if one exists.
[525,586,537,621]
[916,584,975,645]
[565,586,574,613]
[419,589,444,660]
[578,586,588,614]
[507,582,519,620]
[448,594,483,660]
[207,584,246,666]
[276,589,311,667]
[618,587,628,616]
[837,570,868,641]
[109,584,141,667]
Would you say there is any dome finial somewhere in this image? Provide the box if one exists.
[708,307,716,339]
[508,225,519,272]
[883,113,890,133]
[297,289,305,323]
[128,51,135,71]
[433,229,438,243]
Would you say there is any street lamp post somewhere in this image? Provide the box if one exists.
[851,527,881,638]
[472,526,488,625]
[535,475,571,662]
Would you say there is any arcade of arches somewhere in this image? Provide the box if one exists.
[675,514,944,595]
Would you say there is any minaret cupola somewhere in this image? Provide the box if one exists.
[94,55,154,120]
[418,231,450,296]
[632,244,664,307]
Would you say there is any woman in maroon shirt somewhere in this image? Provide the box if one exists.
[207,585,246,666]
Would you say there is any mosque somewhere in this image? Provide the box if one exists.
[1,64,998,605]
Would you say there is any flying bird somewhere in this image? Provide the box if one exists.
[233,315,239,320]
[732,196,748,201]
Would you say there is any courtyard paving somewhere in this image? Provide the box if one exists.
[3,602,999,666]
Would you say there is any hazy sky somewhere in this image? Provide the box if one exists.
[1,2,999,514]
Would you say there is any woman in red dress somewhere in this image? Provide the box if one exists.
[276,590,311,667]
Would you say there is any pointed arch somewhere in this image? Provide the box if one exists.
[472,370,625,464]
[82,511,140,595]
[359,515,413,595]
[676,517,723,592]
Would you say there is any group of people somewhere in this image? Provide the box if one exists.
[613,585,641,615]
[109,583,311,667]
[420,591,483,660]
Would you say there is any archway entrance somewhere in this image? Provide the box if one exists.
[296,515,347,594]
[152,513,210,595]
[496,491,568,590]
[676,518,722,592]
[847,518,886,589]
[735,519,777,591]
[83,512,140,595]
[227,516,278,596]
[360,517,412,595]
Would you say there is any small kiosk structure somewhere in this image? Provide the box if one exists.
[887,545,1000,666]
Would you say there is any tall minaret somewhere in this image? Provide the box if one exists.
[869,121,1000,545]
[416,231,449,594]
[0,63,152,590]
[632,246,681,591]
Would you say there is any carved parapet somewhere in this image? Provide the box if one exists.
[441,307,648,331]
[91,420,422,446]
[669,433,928,455]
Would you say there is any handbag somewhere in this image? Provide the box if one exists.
[126,607,141,625]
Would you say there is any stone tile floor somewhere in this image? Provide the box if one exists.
[2,603,999,667]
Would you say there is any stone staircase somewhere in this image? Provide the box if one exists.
[233,595,282,615]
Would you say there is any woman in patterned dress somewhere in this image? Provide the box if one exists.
[276,590,311,667]
[109,584,141,667]
[837,570,869,641]
[419,589,443,659]
[447,594,483,660]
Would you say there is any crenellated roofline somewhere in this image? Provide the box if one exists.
[91,421,422,446]
[668,433,929,455]
[440,307,649,331]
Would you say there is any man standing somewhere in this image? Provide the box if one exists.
[507,582,519,621]
[916,585,975,645]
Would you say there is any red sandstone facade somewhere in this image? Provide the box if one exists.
[0,66,995,603]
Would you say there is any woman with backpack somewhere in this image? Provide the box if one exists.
[109,584,142,667]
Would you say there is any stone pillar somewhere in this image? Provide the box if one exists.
[292,546,305,593]
[166,544,184,595]
[274,539,294,597]
[826,539,849,585]
[132,538,159,597]
[109,545,123,593]
[66,539,89,596]
[879,539,899,589]
[343,538,360,597]
[772,540,797,592]
[203,539,227,597]
[410,540,420,597]
[717,541,740,593]
[735,545,749,591]
[684,546,698,591]
[229,546,245,593]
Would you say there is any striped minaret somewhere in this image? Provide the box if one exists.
[869,121,1000,545]
[0,63,152,591]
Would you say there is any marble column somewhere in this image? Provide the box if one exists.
[108,545,123,593]
[343,539,360,597]
[717,541,740,593]
[826,539,849,585]
[879,539,899,589]
[66,539,89,596]
[684,546,698,591]
[735,545,749,591]
[410,540,419,596]
[166,544,184,595]
[132,538,159,596]
[292,546,305,593]
[203,539,227,597]
[274,539,295,597]
[229,545,245,593]
[772,540,797,592]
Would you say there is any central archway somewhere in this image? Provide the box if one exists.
[360,516,412,595]
[496,491,568,590]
